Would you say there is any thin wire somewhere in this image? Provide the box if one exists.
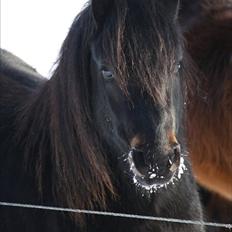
[0,201,232,229]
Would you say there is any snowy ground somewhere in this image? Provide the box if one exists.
[1,0,88,77]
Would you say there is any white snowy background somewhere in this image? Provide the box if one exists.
[1,0,88,77]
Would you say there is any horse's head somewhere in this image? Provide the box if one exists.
[90,0,186,193]
[33,0,192,218]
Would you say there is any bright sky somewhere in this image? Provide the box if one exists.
[1,0,88,77]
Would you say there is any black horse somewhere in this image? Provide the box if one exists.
[0,0,204,231]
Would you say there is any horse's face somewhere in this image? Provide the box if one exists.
[90,0,185,193]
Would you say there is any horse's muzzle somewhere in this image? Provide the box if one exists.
[128,142,182,190]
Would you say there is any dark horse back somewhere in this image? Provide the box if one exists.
[0,49,44,88]
[0,48,45,145]
[0,48,44,139]
[0,49,61,232]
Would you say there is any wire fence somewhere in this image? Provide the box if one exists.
[0,201,232,230]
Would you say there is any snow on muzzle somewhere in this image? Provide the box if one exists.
[127,142,187,192]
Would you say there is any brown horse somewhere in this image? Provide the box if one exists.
[186,0,232,229]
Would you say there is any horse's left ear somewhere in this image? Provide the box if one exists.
[91,0,113,27]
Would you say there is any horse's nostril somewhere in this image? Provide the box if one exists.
[130,148,148,176]
[167,144,181,168]
[173,144,181,156]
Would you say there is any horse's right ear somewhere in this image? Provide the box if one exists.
[91,0,113,27]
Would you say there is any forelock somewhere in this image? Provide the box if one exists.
[98,0,181,105]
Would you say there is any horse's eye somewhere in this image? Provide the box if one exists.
[102,70,114,81]
[175,63,181,73]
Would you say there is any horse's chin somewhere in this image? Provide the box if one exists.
[127,149,187,193]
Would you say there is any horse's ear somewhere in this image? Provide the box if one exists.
[178,0,202,31]
[91,0,113,27]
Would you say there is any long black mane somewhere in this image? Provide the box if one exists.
[16,6,114,216]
